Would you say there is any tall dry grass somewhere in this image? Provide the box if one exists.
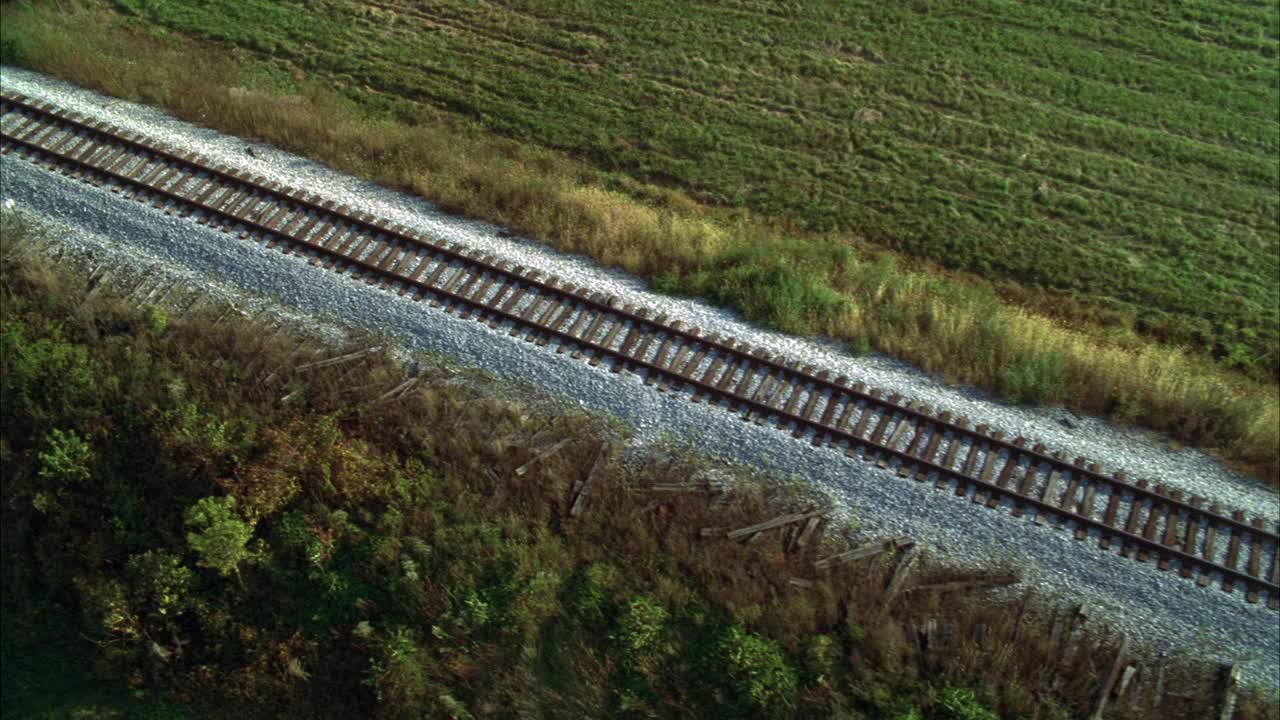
[2,2,1276,482]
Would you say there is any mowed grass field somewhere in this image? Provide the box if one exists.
[98,0,1280,374]
[2,0,1278,479]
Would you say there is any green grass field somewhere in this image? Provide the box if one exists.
[101,0,1280,374]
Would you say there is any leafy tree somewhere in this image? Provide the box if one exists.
[184,495,255,584]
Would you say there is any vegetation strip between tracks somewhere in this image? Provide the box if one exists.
[2,90,1276,607]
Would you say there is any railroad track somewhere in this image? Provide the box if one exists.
[3,90,1277,609]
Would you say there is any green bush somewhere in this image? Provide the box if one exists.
[719,626,799,712]
[935,686,998,720]
[866,686,925,720]
[161,400,252,469]
[613,595,670,674]
[661,237,855,336]
[32,428,94,514]
[37,428,93,487]
[849,335,874,357]
[124,549,194,622]
[563,562,619,627]
[1,321,99,438]
[184,495,255,581]
[73,575,142,653]
[143,305,169,336]
[802,634,838,686]
[692,247,849,335]
[459,589,493,632]
[365,627,432,717]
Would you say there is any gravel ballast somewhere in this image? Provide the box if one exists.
[2,66,1277,686]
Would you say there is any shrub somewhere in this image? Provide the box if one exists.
[32,428,93,514]
[865,686,925,720]
[849,335,874,356]
[563,562,619,627]
[719,625,799,712]
[125,549,194,622]
[613,595,670,674]
[691,247,849,335]
[508,568,562,643]
[162,400,253,472]
[459,589,492,632]
[802,634,838,686]
[0,19,23,65]
[37,428,93,487]
[143,305,168,336]
[935,686,998,720]
[365,627,432,717]
[1,322,98,439]
[73,575,140,644]
[184,495,255,582]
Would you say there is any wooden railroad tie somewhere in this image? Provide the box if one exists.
[788,515,822,553]
[1215,664,1240,720]
[905,572,1018,595]
[1088,634,1130,720]
[814,535,913,571]
[568,441,610,517]
[726,507,830,543]
[295,345,383,371]
[881,545,921,605]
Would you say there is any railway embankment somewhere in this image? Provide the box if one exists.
[1,69,1277,691]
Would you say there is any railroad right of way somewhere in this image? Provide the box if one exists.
[3,89,1276,610]
[2,66,1277,686]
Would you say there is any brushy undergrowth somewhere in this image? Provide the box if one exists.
[1,1,1277,484]
[3,215,1277,719]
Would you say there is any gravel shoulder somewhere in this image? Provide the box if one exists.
[2,65,1277,687]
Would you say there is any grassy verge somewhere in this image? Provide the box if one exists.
[3,213,1277,719]
[1,1,1277,483]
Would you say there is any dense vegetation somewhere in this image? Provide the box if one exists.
[7,217,1277,719]
[0,218,971,718]
[2,1,1277,482]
